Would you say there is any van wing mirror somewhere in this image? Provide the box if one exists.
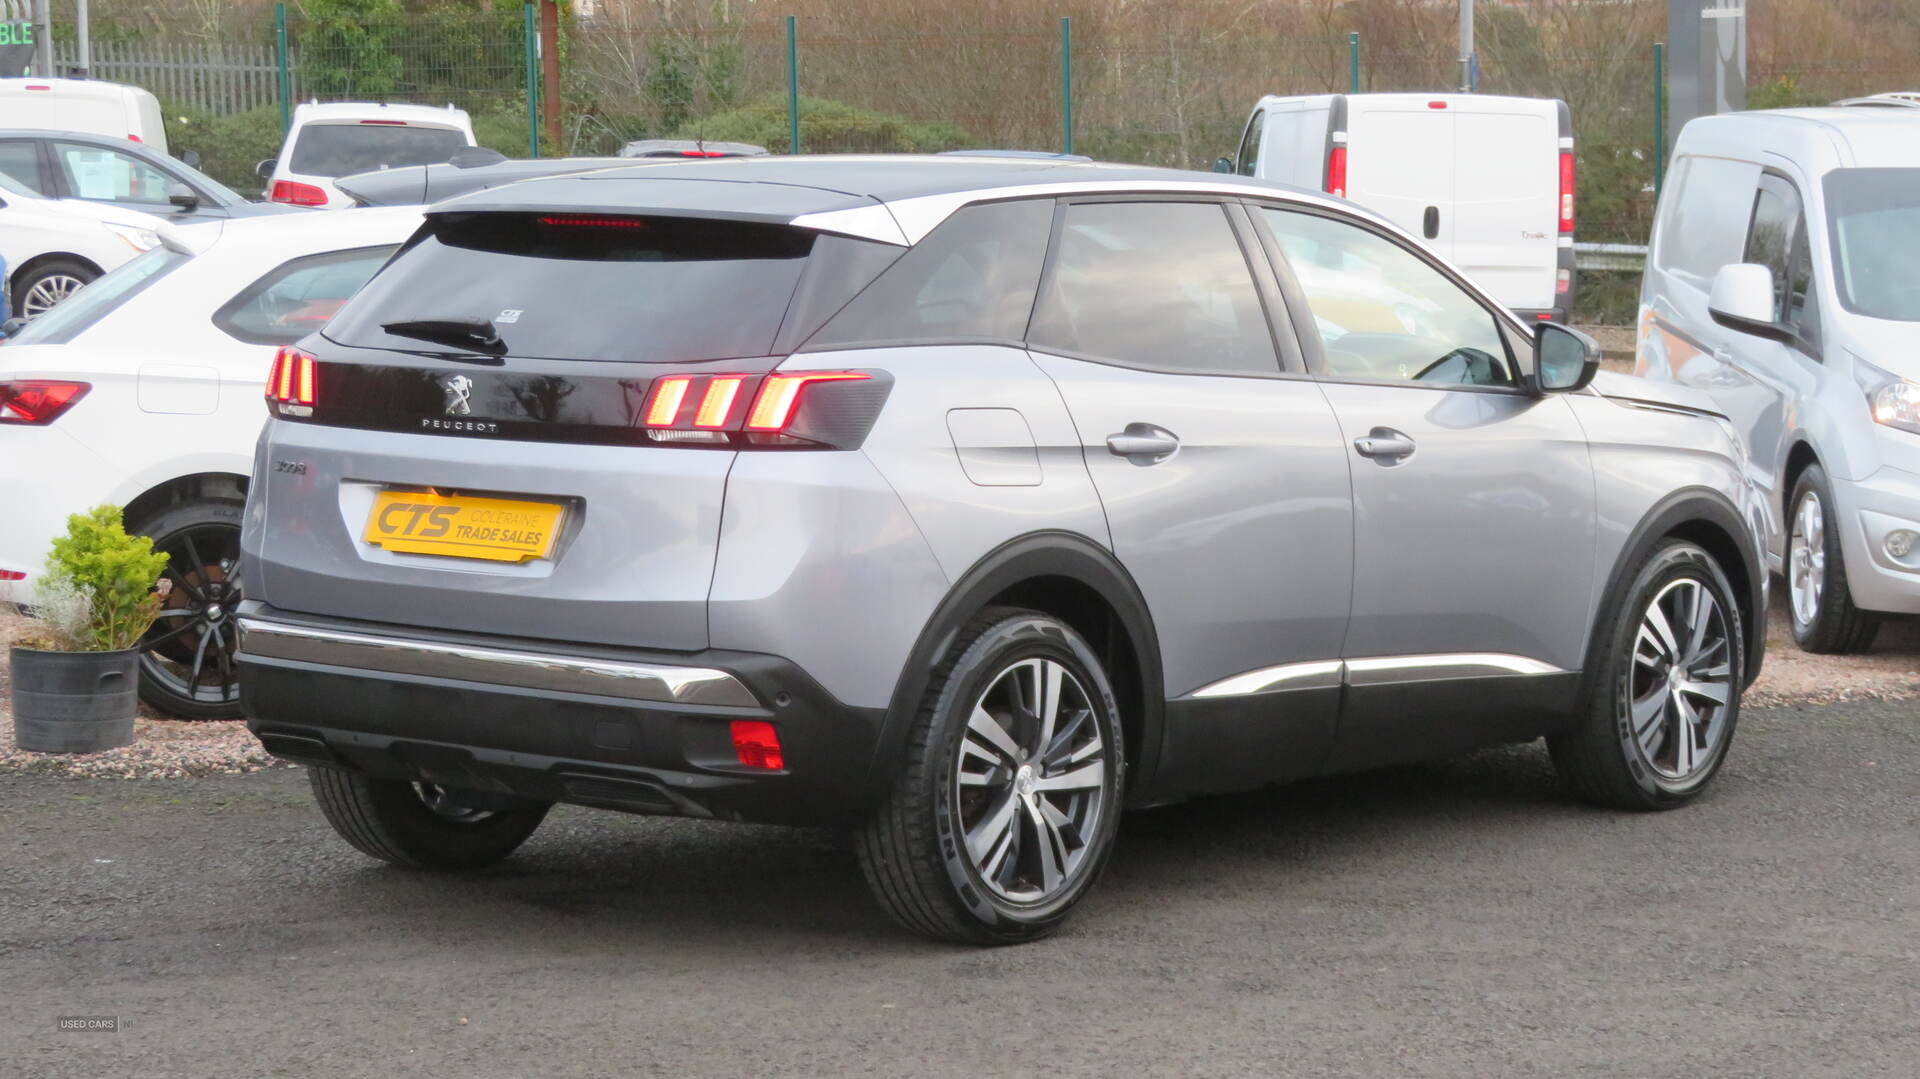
[256,159,276,180]
[179,149,202,169]
[1530,322,1600,394]
[1707,263,1793,344]
[1212,156,1234,174]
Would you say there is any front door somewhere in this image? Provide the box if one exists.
[1254,203,1596,771]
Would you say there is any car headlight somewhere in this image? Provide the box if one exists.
[102,222,161,252]
[1852,356,1920,436]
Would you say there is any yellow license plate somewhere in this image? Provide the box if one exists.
[362,490,565,563]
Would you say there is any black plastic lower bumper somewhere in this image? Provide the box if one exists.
[238,602,888,826]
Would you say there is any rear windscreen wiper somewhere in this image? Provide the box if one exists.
[380,316,507,357]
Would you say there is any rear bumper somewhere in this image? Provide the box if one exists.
[237,601,889,825]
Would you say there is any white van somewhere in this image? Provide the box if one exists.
[262,101,475,209]
[1229,93,1575,322]
[0,78,167,152]
[1637,107,1920,654]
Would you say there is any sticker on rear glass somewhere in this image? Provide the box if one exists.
[496,309,522,324]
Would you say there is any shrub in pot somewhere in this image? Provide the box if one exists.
[10,506,170,754]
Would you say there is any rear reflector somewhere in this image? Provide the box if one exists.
[270,179,329,206]
[1325,145,1348,199]
[0,380,91,425]
[265,346,317,415]
[1559,151,1576,233]
[730,720,785,770]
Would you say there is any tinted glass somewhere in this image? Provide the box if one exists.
[807,200,1050,349]
[1235,111,1264,176]
[1825,167,1920,322]
[290,124,469,178]
[327,213,818,362]
[5,247,191,346]
[0,138,44,193]
[1657,154,1762,286]
[1742,173,1818,339]
[212,245,399,346]
[54,142,176,205]
[1029,201,1279,374]
[1261,207,1512,386]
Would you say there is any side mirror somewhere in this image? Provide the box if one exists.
[179,149,202,169]
[1530,322,1600,394]
[256,159,276,180]
[1212,156,1234,174]
[1707,263,1793,344]
[166,182,200,210]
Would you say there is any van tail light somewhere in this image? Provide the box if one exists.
[270,179,329,206]
[265,346,316,416]
[1325,144,1348,200]
[640,370,886,450]
[1558,151,1575,233]
[1557,267,1573,295]
[0,380,90,425]
[730,720,785,770]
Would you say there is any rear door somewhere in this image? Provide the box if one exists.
[1026,198,1354,795]
[1449,98,1559,311]
[1346,98,1453,253]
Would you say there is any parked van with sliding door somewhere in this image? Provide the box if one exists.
[1637,107,1920,654]
[1228,93,1575,322]
[0,78,167,152]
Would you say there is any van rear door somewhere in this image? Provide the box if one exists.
[1345,96,1456,254]
[1448,97,1559,313]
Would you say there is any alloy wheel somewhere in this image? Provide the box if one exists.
[952,657,1109,904]
[140,524,243,712]
[1628,576,1734,781]
[22,273,86,318]
[1787,490,1825,628]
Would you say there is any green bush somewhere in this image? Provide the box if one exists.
[164,102,285,194]
[673,95,968,155]
[31,506,169,653]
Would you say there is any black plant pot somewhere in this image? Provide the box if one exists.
[9,647,138,754]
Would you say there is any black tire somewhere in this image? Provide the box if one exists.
[1551,540,1745,810]
[14,257,98,319]
[856,607,1125,945]
[1785,464,1879,654]
[308,766,551,870]
[129,498,246,720]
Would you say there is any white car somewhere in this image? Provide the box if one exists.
[0,169,172,318]
[261,102,475,209]
[0,205,421,716]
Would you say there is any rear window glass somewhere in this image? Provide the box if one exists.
[213,244,399,346]
[326,213,821,363]
[289,123,468,178]
[5,246,191,346]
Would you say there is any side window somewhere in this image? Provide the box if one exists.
[806,199,1051,349]
[1028,201,1279,375]
[1260,206,1513,387]
[1743,173,1819,341]
[212,245,399,346]
[0,139,46,193]
[1235,110,1265,177]
[1656,154,1763,287]
[53,142,177,205]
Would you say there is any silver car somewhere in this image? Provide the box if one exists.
[237,158,1767,944]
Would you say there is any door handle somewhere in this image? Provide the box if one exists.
[1106,423,1180,463]
[1423,205,1440,240]
[1353,427,1416,461]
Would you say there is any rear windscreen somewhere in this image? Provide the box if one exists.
[325,212,857,363]
[289,123,469,178]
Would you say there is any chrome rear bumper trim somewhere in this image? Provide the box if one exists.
[237,617,759,708]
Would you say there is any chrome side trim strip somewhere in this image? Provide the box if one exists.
[1187,660,1344,699]
[237,618,759,708]
[1183,653,1566,699]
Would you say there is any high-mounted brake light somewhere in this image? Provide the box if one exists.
[537,214,650,229]
[0,380,90,425]
[270,179,329,206]
[747,372,870,430]
[127,133,142,143]
[358,119,408,126]
[1559,151,1576,233]
[1427,100,1449,109]
[679,150,728,157]
[730,720,785,770]
[265,347,316,415]
[1325,144,1348,199]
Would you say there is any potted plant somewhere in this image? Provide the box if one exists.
[10,506,170,754]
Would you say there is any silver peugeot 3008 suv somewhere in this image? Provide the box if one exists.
[238,157,1767,944]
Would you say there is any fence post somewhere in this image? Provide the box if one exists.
[274,3,290,135]
[785,15,800,154]
[1060,17,1073,155]
[1348,31,1359,93]
[524,2,539,157]
[1652,41,1666,199]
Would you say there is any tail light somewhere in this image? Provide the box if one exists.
[640,370,887,449]
[730,720,785,770]
[270,179,329,206]
[265,346,316,417]
[0,569,24,582]
[1325,143,1348,199]
[1556,267,1573,295]
[0,380,91,425]
[1558,151,1575,233]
